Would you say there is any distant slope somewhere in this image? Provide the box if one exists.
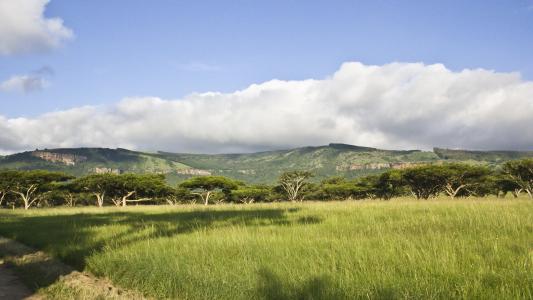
[0,148,190,177]
[158,143,441,183]
[1,144,532,184]
[434,148,533,164]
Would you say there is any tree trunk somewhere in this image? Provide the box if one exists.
[12,185,39,210]
[122,191,136,207]
[95,193,105,207]
[204,191,211,205]
[444,183,466,199]
[512,188,522,198]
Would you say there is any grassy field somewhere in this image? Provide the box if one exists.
[0,197,532,299]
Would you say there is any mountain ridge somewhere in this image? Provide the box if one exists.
[1,144,532,184]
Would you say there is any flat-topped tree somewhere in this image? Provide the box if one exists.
[72,174,116,207]
[278,171,313,202]
[494,174,523,198]
[231,185,271,204]
[180,176,239,205]
[111,174,170,207]
[6,170,73,209]
[441,164,491,198]
[0,170,20,207]
[369,170,407,200]
[74,173,171,207]
[502,159,533,198]
[402,165,447,199]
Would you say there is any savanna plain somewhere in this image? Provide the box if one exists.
[0,197,532,299]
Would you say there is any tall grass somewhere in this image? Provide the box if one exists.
[0,197,532,299]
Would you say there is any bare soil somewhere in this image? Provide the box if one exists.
[0,237,146,299]
[0,259,35,299]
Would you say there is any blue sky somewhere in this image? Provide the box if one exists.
[1,0,533,153]
[2,0,533,117]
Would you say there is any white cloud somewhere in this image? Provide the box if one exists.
[0,0,73,55]
[0,67,53,93]
[1,61,532,154]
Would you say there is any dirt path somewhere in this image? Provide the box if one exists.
[0,259,34,299]
[0,236,146,299]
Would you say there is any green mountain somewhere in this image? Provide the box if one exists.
[1,144,532,184]
[433,147,533,163]
[157,143,440,183]
[0,148,189,177]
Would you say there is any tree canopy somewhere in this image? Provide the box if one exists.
[180,176,240,205]
[502,159,533,198]
[278,171,313,202]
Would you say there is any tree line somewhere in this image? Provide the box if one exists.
[0,159,531,209]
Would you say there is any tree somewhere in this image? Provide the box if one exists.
[164,187,195,205]
[402,165,447,199]
[502,159,533,198]
[231,185,271,204]
[74,173,171,207]
[278,171,313,202]
[111,174,170,207]
[494,174,523,198]
[440,164,491,198]
[317,177,372,200]
[179,176,239,205]
[370,170,407,200]
[7,170,73,209]
[0,170,18,207]
[72,174,115,207]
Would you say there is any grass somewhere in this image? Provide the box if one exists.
[0,197,532,299]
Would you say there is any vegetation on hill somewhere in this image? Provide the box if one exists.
[434,147,533,163]
[158,143,441,183]
[0,148,189,177]
[1,144,533,184]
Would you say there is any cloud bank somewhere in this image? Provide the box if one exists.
[0,0,73,55]
[1,62,532,154]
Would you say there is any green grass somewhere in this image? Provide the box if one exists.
[0,197,532,299]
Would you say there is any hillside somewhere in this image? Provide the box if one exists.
[158,143,441,183]
[434,147,533,163]
[1,144,532,184]
[0,148,190,177]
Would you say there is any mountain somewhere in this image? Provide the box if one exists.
[433,148,533,163]
[1,144,532,184]
[0,148,190,177]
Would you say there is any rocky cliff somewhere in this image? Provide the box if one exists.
[31,151,87,166]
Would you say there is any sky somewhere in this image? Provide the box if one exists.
[1,0,533,154]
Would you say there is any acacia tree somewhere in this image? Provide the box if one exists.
[317,177,372,200]
[0,170,18,207]
[72,174,115,207]
[502,159,533,198]
[112,174,170,207]
[231,185,271,204]
[371,170,407,200]
[441,164,491,198]
[74,174,171,207]
[8,170,73,209]
[402,165,447,199]
[165,187,195,205]
[180,176,239,205]
[278,171,313,202]
[494,175,523,198]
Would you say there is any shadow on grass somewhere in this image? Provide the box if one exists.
[256,268,348,300]
[0,208,320,293]
[0,208,320,271]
